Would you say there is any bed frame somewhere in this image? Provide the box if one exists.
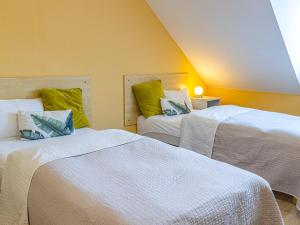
[0,76,92,122]
[123,73,190,127]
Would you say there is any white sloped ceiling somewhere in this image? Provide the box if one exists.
[271,0,300,85]
[147,0,300,94]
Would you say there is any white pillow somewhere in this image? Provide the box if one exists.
[0,99,44,138]
[164,88,193,110]
[18,110,74,140]
[161,98,191,116]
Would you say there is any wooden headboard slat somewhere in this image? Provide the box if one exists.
[0,76,92,123]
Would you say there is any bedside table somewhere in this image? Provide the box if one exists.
[191,96,221,110]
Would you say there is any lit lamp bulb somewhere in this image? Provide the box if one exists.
[194,86,204,98]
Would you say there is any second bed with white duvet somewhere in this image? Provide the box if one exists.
[137,105,300,211]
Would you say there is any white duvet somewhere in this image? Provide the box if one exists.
[0,129,141,225]
[180,105,253,157]
[0,129,97,183]
[180,105,300,211]
[0,128,283,225]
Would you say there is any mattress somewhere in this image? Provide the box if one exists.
[142,132,180,146]
[137,112,202,146]
[137,113,188,137]
[137,115,184,146]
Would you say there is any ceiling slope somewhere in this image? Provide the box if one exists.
[147,0,300,94]
[271,0,300,84]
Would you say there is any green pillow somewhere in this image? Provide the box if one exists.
[40,88,90,128]
[132,80,164,118]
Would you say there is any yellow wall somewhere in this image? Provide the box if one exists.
[208,87,300,116]
[0,0,205,131]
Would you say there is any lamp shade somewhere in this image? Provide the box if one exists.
[194,86,204,96]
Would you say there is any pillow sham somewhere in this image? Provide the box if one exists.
[40,88,90,128]
[0,99,44,138]
[18,110,74,140]
[164,88,193,110]
[161,98,191,116]
[132,80,164,118]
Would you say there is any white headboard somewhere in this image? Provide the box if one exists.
[123,73,190,126]
[0,76,92,122]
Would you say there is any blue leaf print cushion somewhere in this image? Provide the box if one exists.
[18,110,75,140]
[160,98,191,116]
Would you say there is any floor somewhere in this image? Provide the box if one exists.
[275,192,300,225]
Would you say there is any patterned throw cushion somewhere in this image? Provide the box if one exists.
[164,88,193,110]
[18,110,75,140]
[160,98,191,116]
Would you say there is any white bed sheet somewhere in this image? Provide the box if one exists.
[0,128,93,180]
[137,113,192,137]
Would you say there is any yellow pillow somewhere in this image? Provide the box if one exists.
[132,80,164,118]
[40,88,90,128]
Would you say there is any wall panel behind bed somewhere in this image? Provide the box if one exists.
[0,76,92,123]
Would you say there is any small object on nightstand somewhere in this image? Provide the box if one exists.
[194,86,204,97]
[191,96,221,110]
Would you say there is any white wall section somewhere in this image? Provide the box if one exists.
[147,0,300,94]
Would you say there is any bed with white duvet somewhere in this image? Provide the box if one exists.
[180,105,300,211]
[0,128,283,225]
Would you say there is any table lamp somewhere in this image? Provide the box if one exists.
[194,86,204,98]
